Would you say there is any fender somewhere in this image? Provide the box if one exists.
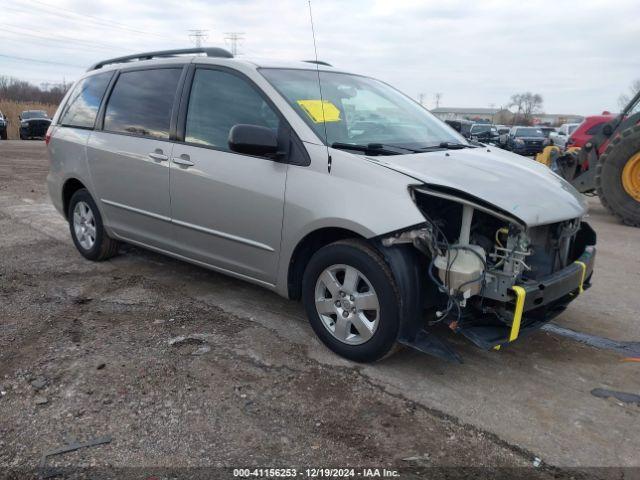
[374,240,462,363]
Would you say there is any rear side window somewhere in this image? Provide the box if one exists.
[104,68,182,139]
[185,69,280,150]
[58,72,112,128]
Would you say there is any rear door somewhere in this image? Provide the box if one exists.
[87,66,185,249]
[168,67,289,285]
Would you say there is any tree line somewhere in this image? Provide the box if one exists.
[0,75,71,106]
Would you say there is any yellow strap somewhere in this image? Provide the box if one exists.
[509,286,526,342]
[574,261,587,294]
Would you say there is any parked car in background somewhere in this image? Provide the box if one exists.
[445,119,473,138]
[566,113,615,149]
[495,125,510,148]
[549,123,580,149]
[506,126,546,155]
[19,110,52,140]
[469,123,500,143]
[536,126,555,144]
[0,111,7,140]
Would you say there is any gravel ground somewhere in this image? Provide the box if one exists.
[0,141,637,479]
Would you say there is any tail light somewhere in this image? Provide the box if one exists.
[45,126,53,145]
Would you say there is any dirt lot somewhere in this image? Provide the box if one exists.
[1,141,639,478]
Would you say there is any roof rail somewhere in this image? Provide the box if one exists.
[303,60,332,67]
[88,47,233,71]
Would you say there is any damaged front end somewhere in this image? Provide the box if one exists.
[379,185,596,361]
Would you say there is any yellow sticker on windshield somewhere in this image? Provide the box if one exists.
[297,99,341,123]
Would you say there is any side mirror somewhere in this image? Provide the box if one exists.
[228,124,279,158]
[602,123,613,137]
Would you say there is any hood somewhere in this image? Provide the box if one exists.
[515,136,544,141]
[365,146,587,227]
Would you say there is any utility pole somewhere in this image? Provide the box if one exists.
[418,93,426,106]
[224,32,245,55]
[434,93,442,109]
[188,29,209,48]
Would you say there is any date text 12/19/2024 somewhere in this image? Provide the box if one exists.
[233,468,400,478]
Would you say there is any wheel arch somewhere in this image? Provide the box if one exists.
[62,177,87,220]
[286,227,366,300]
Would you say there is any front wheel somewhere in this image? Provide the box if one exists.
[68,189,119,261]
[302,239,400,362]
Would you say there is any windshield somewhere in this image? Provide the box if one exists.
[260,69,467,151]
[568,124,578,134]
[21,111,48,119]
[515,127,544,137]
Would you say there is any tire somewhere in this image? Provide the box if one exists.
[595,124,640,227]
[0,130,7,140]
[68,189,119,261]
[301,239,400,362]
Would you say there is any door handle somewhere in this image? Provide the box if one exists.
[172,155,195,167]
[148,152,168,162]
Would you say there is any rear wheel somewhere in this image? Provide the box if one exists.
[0,130,7,140]
[68,189,119,261]
[596,125,640,227]
[301,239,400,362]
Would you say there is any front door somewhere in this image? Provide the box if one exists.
[169,67,288,285]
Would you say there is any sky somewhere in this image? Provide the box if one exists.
[1,0,638,115]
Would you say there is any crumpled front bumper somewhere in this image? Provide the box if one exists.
[459,245,596,351]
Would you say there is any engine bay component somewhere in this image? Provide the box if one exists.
[434,245,485,297]
[433,205,485,298]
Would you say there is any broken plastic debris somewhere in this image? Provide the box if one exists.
[191,345,211,356]
[39,435,112,477]
[167,334,214,346]
[533,457,542,467]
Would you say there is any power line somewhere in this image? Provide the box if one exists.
[22,0,168,39]
[0,23,125,52]
[0,53,85,68]
[0,30,116,55]
[224,32,245,55]
[188,29,209,48]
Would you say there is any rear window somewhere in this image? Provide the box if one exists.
[104,68,182,139]
[515,128,544,137]
[59,72,112,128]
[585,122,605,135]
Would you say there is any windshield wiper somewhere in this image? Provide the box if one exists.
[437,141,472,150]
[417,141,473,151]
[331,142,421,156]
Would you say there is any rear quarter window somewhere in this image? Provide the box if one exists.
[104,68,182,139]
[58,72,113,129]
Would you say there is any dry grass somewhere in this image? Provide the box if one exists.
[0,100,58,140]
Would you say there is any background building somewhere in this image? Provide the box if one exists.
[430,107,584,126]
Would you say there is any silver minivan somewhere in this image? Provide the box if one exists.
[47,48,596,362]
